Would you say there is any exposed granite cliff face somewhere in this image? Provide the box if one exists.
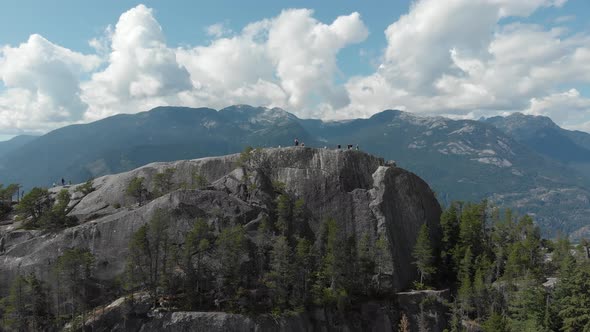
[0,147,442,302]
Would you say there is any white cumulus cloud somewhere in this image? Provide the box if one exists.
[81,4,193,121]
[334,0,590,125]
[0,34,101,134]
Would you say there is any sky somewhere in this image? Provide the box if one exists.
[0,0,589,140]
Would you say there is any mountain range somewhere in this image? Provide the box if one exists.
[1,105,589,238]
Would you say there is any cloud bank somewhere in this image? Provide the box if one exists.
[0,1,589,135]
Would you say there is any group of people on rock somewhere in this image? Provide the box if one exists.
[293,138,359,151]
[293,138,305,147]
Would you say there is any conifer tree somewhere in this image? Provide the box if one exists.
[292,236,313,307]
[127,209,172,305]
[153,168,176,197]
[54,248,95,326]
[412,224,436,286]
[5,274,28,331]
[275,194,292,236]
[440,202,461,281]
[16,187,50,227]
[215,225,247,304]
[267,235,292,310]
[457,246,474,315]
[555,259,590,332]
[507,277,547,331]
[357,233,376,296]
[126,177,147,206]
[183,218,212,309]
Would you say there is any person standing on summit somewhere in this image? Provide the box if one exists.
[61,178,65,186]
[294,138,299,146]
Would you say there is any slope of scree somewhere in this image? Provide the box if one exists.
[0,147,441,300]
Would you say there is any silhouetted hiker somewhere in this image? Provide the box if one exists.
[61,178,65,186]
[356,144,359,151]
[347,144,352,150]
[294,138,299,146]
[301,142,305,147]
[337,144,341,149]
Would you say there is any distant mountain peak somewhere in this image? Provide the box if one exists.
[484,112,559,131]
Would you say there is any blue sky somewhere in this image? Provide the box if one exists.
[0,0,589,140]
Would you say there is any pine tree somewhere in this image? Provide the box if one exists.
[153,168,176,197]
[440,202,461,281]
[508,277,547,331]
[183,218,212,309]
[16,187,51,227]
[275,194,292,236]
[292,236,313,307]
[126,177,147,206]
[555,260,590,332]
[5,274,28,331]
[267,235,293,310]
[357,233,376,296]
[482,312,509,332]
[490,208,515,279]
[457,246,474,315]
[215,225,247,305]
[313,218,348,305]
[54,248,95,327]
[412,224,436,286]
[292,198,308,237]
[27,274,53,331]
[126,209,172,305]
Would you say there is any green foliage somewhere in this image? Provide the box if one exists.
[0,200,11,220]
[272,180,287,193]
[436,201,590,332]
[54,248,95,324]
[292,236,313,307]
[182,218,213,309]
[126,209,174,305]
[275,194,292,236]
[75,179,95,196]
[236,146,254,167]
[15,187,50,227]
[0,183,19,202]
[507,277,547,330]
[40,189,77,229]
[375,233,392,275]
[126,176,147,206]
[357,233,376,296]
[266,235,293,309]
[153,168,176,197]
[482,313,509,332]
[554,259,590,332]
[413,224,436,286]
[312,218,352,307]
[2,273,53,331]
[440,202,461,281]
[215,225,247,304]
[191,169,209,189]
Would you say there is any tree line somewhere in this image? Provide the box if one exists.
[124,189,393,316]
[411,200,590,332]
